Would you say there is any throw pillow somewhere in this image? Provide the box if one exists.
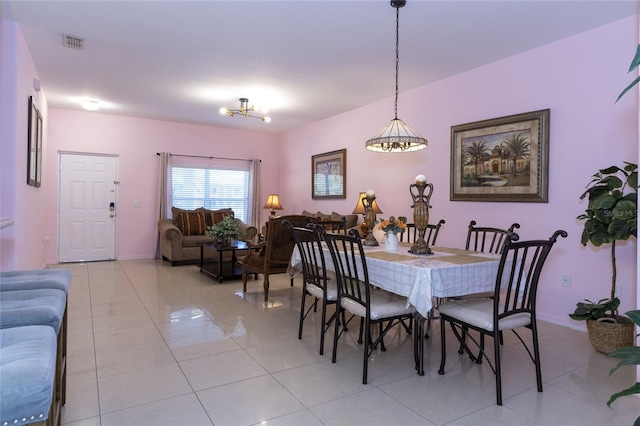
[204,210,234,227]
[176,211,207,236]
[330,212,344,222]
[315,211,331,221]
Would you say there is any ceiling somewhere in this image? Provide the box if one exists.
[3,1,638,133]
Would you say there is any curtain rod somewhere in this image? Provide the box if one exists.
[156,153,260,162]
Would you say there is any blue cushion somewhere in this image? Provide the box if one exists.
[0,326,56,425]
[0,289,67,333]
[0,269,71,293]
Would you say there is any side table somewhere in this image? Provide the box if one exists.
[198,241,248,283]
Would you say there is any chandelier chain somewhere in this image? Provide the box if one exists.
[394,5,400,120]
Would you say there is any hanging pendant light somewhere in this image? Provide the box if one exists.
[366,0,427,153]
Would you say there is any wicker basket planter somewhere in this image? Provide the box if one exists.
[586,316,634,355]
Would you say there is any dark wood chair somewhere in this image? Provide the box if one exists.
[241,214,310,301]
[400,219,445,245]
[438,230,567,405]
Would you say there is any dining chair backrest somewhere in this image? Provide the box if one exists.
[322,229,370,311]
[285,221,329,295]
[465,220,520,254]
[494,230,567,319]
[400,219,446,244]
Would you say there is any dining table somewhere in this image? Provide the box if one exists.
[289,241,504,375]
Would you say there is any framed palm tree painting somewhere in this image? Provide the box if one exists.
[450,109,549,202]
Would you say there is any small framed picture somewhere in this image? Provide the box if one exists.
[312,149,346,199]
[450,109,549,202]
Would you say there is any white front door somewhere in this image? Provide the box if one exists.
[58,153,118,262]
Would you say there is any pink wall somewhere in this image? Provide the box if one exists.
[280,16,639,329]
[45,110,282,262]
[2,14,638,331]
[1,19,49,270]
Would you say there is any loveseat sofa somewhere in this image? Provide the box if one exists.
[158,207,258,265]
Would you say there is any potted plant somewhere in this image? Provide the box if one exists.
[570,161,637,354]
[606,309,640,426]
[206,215,244,246]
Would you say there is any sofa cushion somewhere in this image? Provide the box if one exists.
[176,211,207,236]
[342,213,359,229]
[0,326,56,426]
[0,269,72,293]
[0,289,67,333]
[204,209,234,228]
[315,211,331,221]
[182,235,216,248]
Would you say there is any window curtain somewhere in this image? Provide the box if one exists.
[249,159,261,229]
[155,152,172,258]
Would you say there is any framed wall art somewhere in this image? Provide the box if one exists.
[27,96,42,187]
[312,149,346,199]
[450,109,549,202]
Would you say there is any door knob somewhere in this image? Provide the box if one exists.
[110,214,115,218]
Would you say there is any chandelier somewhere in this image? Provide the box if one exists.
[365,0,427,153]
[220,98,271,122]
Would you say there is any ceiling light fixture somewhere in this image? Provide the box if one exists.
[82,99,100,111]
[220,98,271,123]
[365,0,427,153]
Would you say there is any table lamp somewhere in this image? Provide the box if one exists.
[353,191,383,245]
[263,194,284,219]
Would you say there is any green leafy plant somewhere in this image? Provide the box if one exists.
[570,297,623,322]
[616,43,640,102]
[206,215,244,241]
[576,162,637,306]
[606,310,640,426]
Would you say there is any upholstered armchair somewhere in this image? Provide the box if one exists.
[241,215,310,301]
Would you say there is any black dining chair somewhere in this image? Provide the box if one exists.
[466,220,520,254]
[400,219,446,245]
[437,230,567,405]
[455,220,521,351]
[322,229,415,385]
[285,221,337,355]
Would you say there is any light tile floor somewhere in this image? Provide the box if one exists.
[55,259,639,426]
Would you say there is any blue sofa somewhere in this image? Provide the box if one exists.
[0,269,71,426]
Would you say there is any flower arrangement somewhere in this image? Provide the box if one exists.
[377,216,408,235]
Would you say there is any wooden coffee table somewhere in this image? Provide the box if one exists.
[198,241,248,283]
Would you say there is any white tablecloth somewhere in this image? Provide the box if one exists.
[290,243,501,317]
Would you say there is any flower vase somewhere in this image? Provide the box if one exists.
[384,232,399,252]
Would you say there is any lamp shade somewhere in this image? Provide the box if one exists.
[365,118,427,152]
[352,192,383,214]
[263,194,284,211]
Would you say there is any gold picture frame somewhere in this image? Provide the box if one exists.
[450,109,549,202]
[312,149,346,199]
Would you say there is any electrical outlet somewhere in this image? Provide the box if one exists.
[615,284,621,298]
[561,273,571,288]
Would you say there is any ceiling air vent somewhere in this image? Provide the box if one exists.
[62,34,84,50]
